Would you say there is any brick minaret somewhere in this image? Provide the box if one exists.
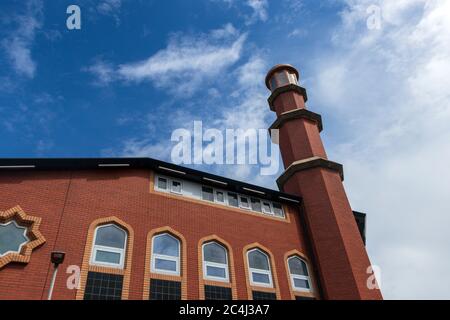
[266,64,382,300]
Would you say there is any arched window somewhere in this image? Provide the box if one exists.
[247,249,273,287]
[151,233,180,276]
[288,256,312,292]
[90,224,127,268]
[202,242,229,282]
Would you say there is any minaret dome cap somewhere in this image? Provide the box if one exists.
[265,64,299,90]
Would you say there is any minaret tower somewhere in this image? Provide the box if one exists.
[266,64,382,300]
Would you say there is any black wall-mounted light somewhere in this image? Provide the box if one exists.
[48,251,66,300]
[50,251,66,267]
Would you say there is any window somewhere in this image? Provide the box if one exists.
[247,249,273,287]
[171,180,182,194]
[270,77,277,91]
[272,203,284,217]
[151,233,180,276]
[204,285,232,300]
[239,196,250,210]
[202,186,214,202]
[227,193,238,207]
[202,242,229,282]
[275,71,290,87]
[252,291,277,300]
[269,70,298,91]
[288,72,298,85]
[157,177,168,190]
[0,220,29,257]
[262,202,272,215]
[91,224,127,268]
[84,272,123,300]
[150,279,181,300]
[250,198,262,212]
[154,175,287,220]
[216,191,225,203]
[288,256,312,292]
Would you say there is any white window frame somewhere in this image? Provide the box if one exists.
[0,220,29,257]
[215,190,227,204]
[272,203,285,218]
[201,185,215,202]
[202,242,230,282]
[153,175,287,220]
[250,198,263,213]
[170,179,183,194]
[156,176,168,191]
[261,201,273,215]
[239,196,251,210]
[90,224,127,269]
[227,192,239,207]
[247,249,273,288]
[151,233,180,276]
[155,175,183,195]
[288,256,312,293]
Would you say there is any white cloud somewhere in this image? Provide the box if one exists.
[211,0,269,24]
[309,0,450,299]
[108,54,282,188]
[97,0,122,25]
[288,28,308,38]
[246,0,269,23]
[85,24,246,96]
[97,0,122,15]
[119,138,172,159]
[210,56,282,186]
[1,0,42,78]
[83,59,116,86]
[214,56,269,130]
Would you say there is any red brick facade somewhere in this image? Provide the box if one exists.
[267,64,382,300]
[0,64,382,300]
[0,169,315,300]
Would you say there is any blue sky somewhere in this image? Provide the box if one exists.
[0,0,343,161]
[1,0,450,299]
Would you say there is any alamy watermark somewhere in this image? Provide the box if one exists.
[367,5,382,30]
[170,121,280,176]
[367,265,382,290]
[66,5,81,30]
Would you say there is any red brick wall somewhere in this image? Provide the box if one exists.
[0,169,314,300]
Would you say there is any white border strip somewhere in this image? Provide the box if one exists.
[158,166,186,175]
[203,177,228,186]
[279,196,300,203]
[0,165,35,169]
[98,164,130,167]
[242,187,266,195]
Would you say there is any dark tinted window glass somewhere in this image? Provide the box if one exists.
[158,177,167,189]
[216,191,224,202]
[272,203,284,217]
[228,193,238,207]
[240,196,249,208]
[252,291,276,300]
[84,272,123,300]
[204,285,232,300]
[202,186,214,202]
[171,181,182,193]
[250,198,262,212]
[150,279,181,300]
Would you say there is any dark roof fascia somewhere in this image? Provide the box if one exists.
[0,157,301,204]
